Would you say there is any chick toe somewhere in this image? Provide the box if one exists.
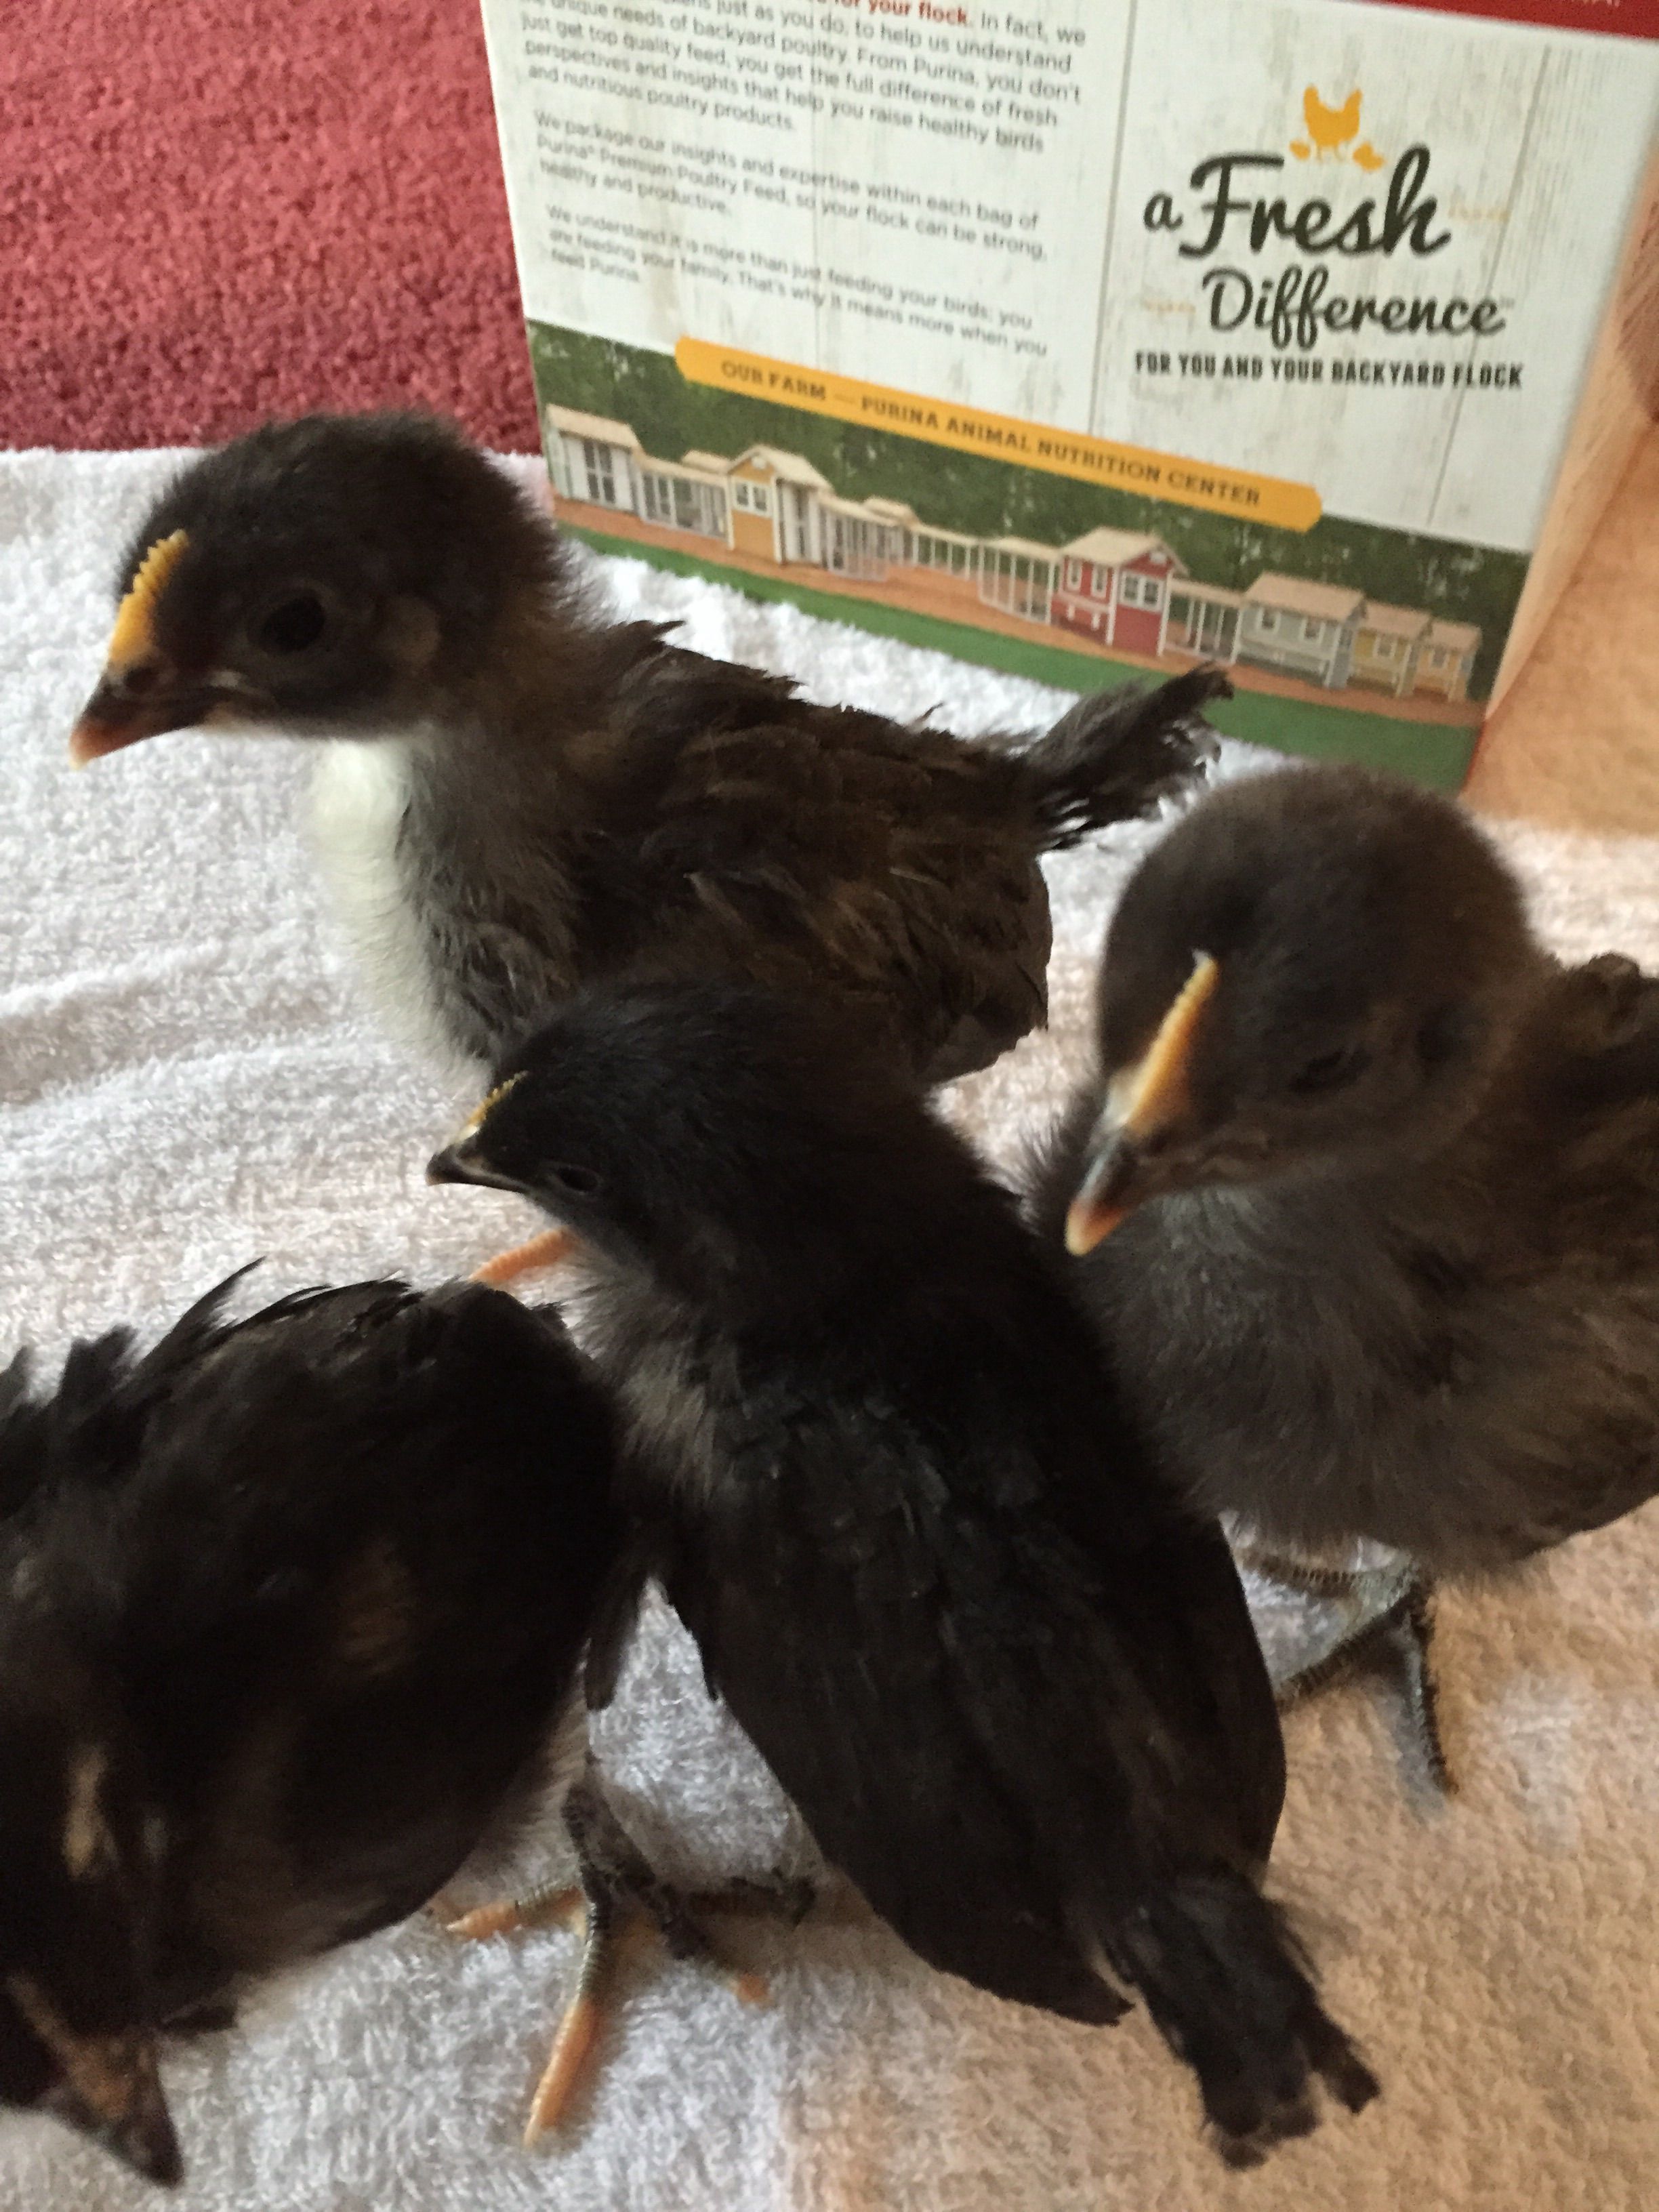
[445,1882,583,1940]
[1244,1546,1454,1793]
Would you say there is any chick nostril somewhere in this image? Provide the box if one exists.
[119,663,161,698]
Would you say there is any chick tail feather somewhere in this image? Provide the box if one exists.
[1021,664,1229,851]
[1106,1873,1378,2165]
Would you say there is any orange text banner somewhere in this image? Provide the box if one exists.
[674,338,1322,533]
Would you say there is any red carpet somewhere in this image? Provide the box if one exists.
[1,0,539,450]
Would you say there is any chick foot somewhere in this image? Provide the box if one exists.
[470,1228,577,1290]
[1238,1546,1452,1795]
[448,1768,813,2143]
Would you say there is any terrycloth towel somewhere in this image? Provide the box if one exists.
[1,449,1656,2212]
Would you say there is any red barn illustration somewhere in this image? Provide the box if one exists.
[1050,530,1185,654]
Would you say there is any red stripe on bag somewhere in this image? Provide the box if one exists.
[1357,0,1658,37]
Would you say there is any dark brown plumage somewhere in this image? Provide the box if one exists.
[429,981,1378,2163]
[0,1271,617,2184]
[1036,762,1659,1780]
[69,412,1224,1088]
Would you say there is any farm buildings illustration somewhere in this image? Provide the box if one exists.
[544,403,1482,708]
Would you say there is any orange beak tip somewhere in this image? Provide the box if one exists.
[1064,1197,1124,1256]
[68,714,139,768]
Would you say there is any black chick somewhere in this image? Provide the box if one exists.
[1038,760,1659,1785]
[69,412,1222,1104]
[428,980,1378,2164]
[0,1270,617,2184]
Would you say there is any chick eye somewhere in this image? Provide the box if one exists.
[1289,1043,1371,1096]
[547,1163,602,1197]
[254,591,329,655]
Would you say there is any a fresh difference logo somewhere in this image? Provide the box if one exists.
[1143,86,1508,351]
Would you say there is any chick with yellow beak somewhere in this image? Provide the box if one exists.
[1065,952,1218,1255]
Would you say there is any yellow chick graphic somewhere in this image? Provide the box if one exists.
[1303,85,1361,158]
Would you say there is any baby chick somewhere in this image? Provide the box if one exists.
[70,413,1222,1101]
[1041,762,1659,1785]
[0,1270,618,2184]
[428,981,1378,2165]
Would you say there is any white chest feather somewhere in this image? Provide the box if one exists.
[307,741,466,1072]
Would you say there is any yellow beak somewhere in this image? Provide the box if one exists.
[1064,952,1218,1254]
[69,531,194,766]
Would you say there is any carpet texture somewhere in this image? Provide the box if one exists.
[1,447,1656,2211]
[1,0,537,451]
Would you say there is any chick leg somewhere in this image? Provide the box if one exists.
[1237,1546,1453,1794]
[470,1229,577,1290]
[448,1765,813,2144]
[1380,1578,1453,1799]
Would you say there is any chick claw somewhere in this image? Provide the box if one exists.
[470,1229,577,1290]
[1242,1543,1454,1795]
[447,1777,812,2144]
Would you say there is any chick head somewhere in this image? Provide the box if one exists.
[1067,764,1533,1250]
[70,412,557,765]
[428,982,950,1322]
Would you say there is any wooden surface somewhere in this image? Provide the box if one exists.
[1468,424,1659,834]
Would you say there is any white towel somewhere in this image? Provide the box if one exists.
[1,449,1655,2212]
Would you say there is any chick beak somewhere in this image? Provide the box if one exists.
[1065,951,1220,1255]
[429,1136,502,1191]
[7,1970,184,2188]
[426,1135,544,1202]
[69,668,207,766]
[43,2036,183,2187]
[1065,1134,1144,1254]
[428,1076,532,1192]
[69,528,201,768]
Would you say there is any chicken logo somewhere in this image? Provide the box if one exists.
[1291,87,1387,173]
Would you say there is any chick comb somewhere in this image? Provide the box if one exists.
[463,1070,526,1134]
[107,531,190,667]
